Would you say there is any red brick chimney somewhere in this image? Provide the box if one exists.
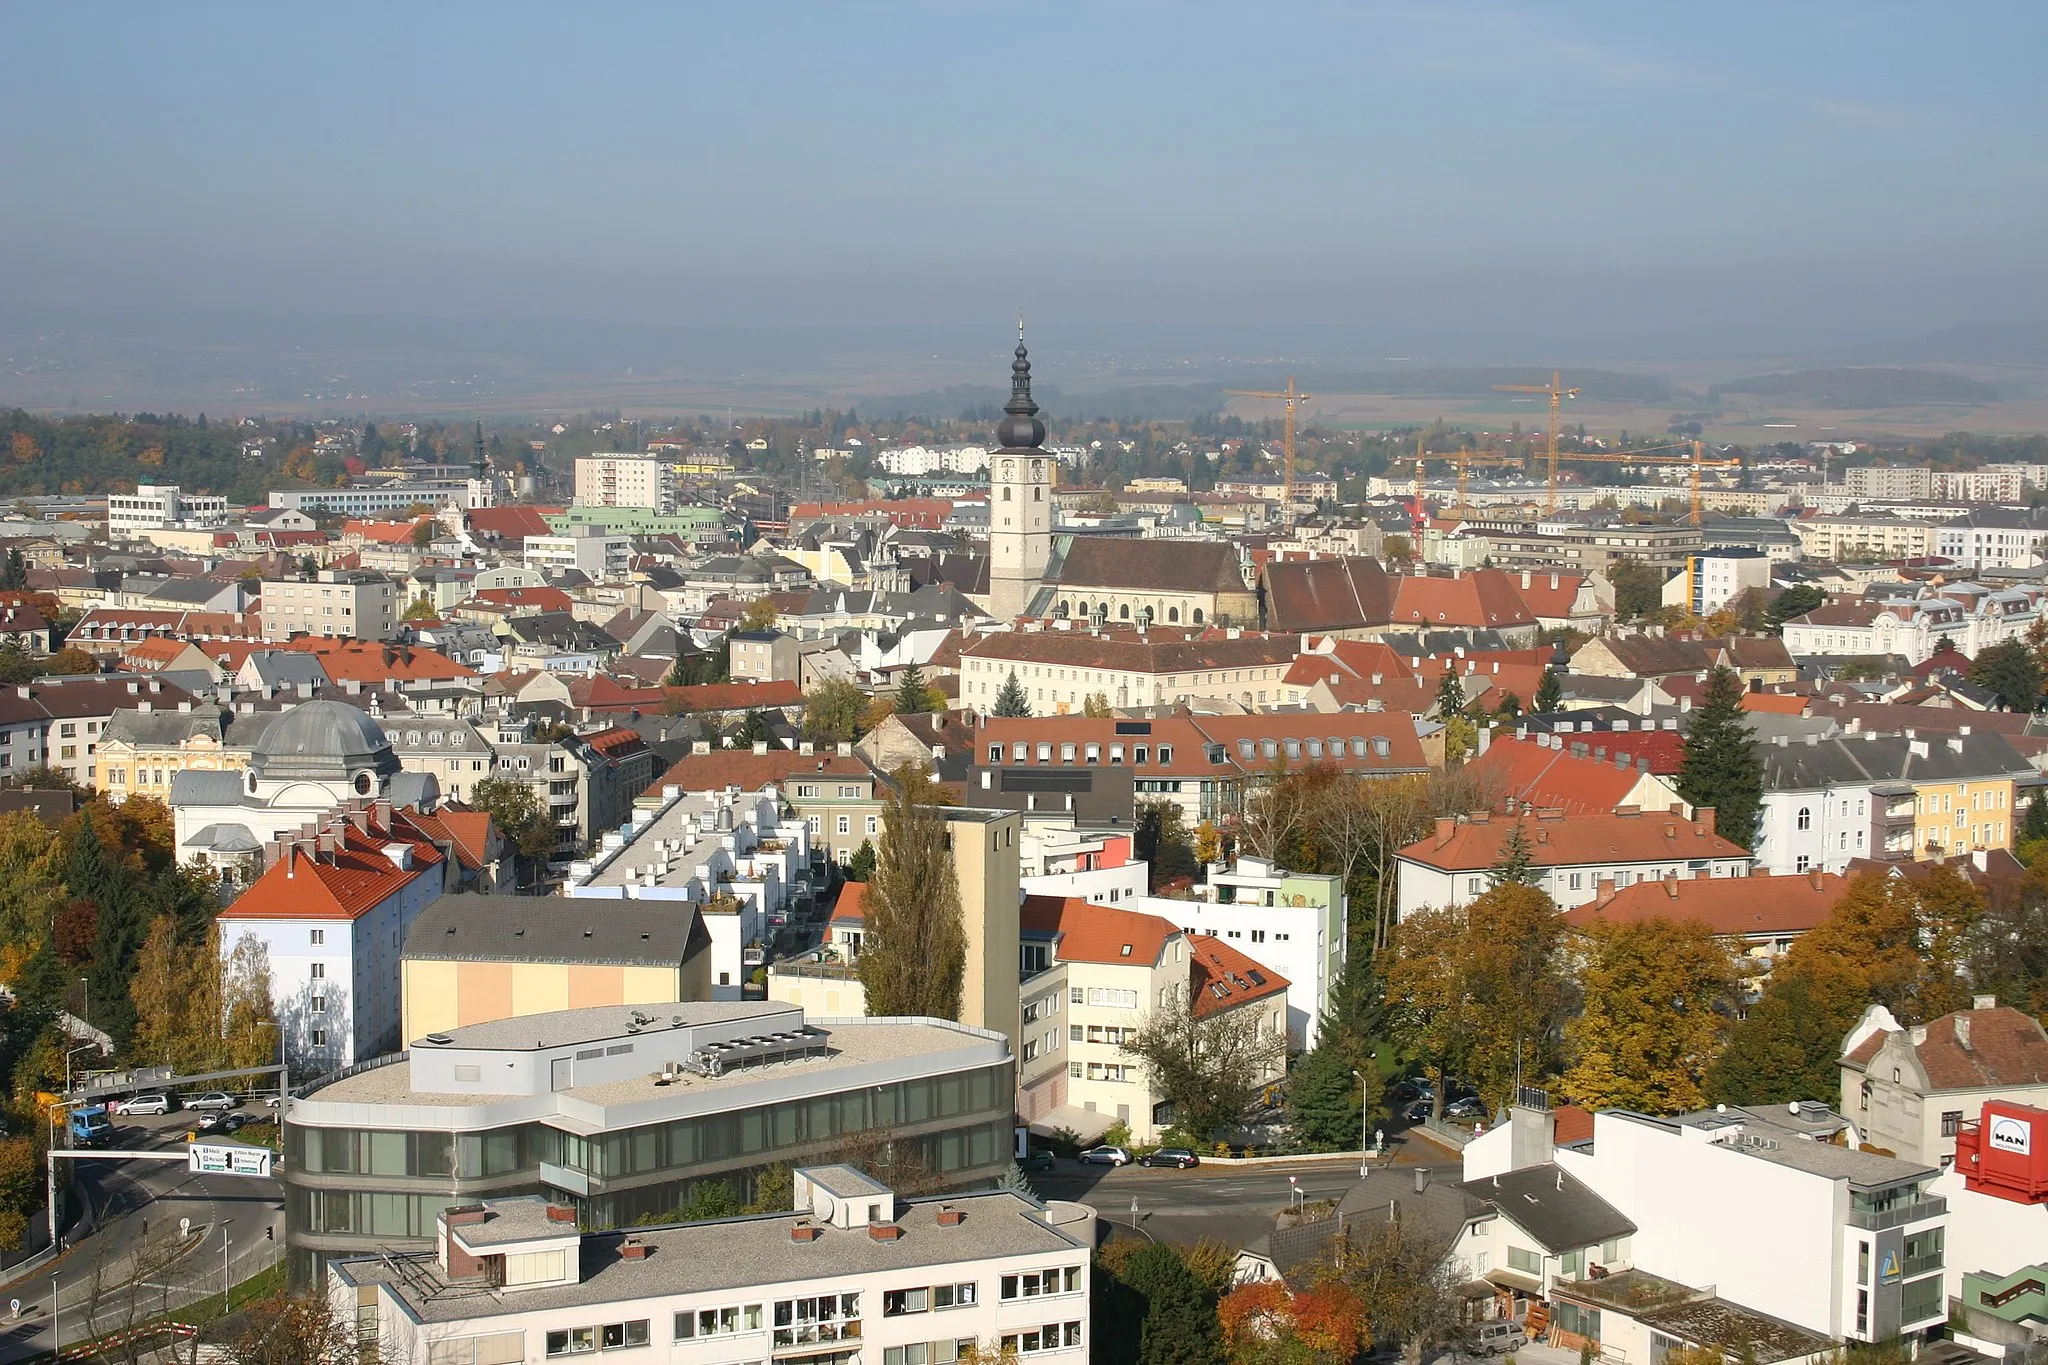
[1434,816,1456,849]
[1595,876,1617,908]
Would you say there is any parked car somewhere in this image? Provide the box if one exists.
[195,1112,245,1135]
[1444,1097,1489,1120]
[112,1094,173,1116]
[1078,1145,1132,1167]
[187,1092,239,1113]
[1138,1147,1200,1169]
[1468,1321,1528,1355]
[262,1094,284,1108]
[1403,1100,1431,1123]
[1020,1150,1056,1172]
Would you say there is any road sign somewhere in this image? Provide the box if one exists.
[188,1143,272,1178]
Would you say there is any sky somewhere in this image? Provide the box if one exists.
[6,2,2046,341]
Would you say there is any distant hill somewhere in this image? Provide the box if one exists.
[1298,367,1671,403]
[1709,367,1997,408]
[863,382,1229,424]
[1864,321,2048,367]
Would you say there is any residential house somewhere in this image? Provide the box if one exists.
[260,568,402,642]
[1561,868,1845,985]
[1841,996,2048,1170]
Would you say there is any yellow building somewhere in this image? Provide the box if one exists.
[99,705,254,803]
[401,894,713,1044]
[1912,773,2015,860]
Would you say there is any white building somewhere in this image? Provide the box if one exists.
[1781,584,2043,665]
[1843,467,1935,500]
[564,784,812,999]
[1135,855,1345,1050]
[1934,510,2048,571]
[106,484,231,536]
[216,800,446,1072]
[524,524,633,581]
[269,480,491,514]
[1466,1100,1951,1346]
[259,568,402,642]
[574,454,676,512]
[1662,548,1773,617]
[1394,809,1754,921]
[331,1174,1094,1365]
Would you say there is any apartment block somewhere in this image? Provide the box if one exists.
[574,454,676,512]
[261,568,402,641]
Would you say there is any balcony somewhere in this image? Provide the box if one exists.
[1845,1195,1945,1232]
[540,1161,589,1197]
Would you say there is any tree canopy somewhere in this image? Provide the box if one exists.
[1676,665,1763,849]
[857,767,965,1019]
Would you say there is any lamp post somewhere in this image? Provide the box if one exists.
[49,1274,58,1360]
[220,1219,233,1307]
[1353,1070,1370,1177]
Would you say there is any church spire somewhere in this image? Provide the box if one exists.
[995,318,1046,450]
[472,418,488,479]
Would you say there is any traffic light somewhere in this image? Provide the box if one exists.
[265,1226,273,1241]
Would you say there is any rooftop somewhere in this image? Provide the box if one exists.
[1397,807,1748,872]
[403,896,707,968]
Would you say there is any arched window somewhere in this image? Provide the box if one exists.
[1119,604,1130,620]
[1796,807,1811,830]
[1002,487,1012,502]
[1034,487,1043,501]
[1167,607,1180,623]
[1192,609,1204,624]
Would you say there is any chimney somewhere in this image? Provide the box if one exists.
[791,1221,821,1243]
[868,1222,904,1242]
[1809,867,1824,891]
[1664,874,1679,899]
[1955,1015,1972,1051]
[937,1205,964,1227]
[1434,816,1456,849]
[546,1204,578,1224]
[618,1238,652,1260]
[1974,993,1997,1010]
[1595,876,1617,907]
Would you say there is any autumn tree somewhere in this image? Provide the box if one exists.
[1676,665,1763,849]
[222,1290,355,1365]
[802,677,867,742]
[1562,917,1735,1113]
[222,931,278,1070]
[1082,692,1112,718]
[469,776,557,888]
[1121,983,1286,1140]
[1388,881,1570,1112]
[1324,1214,1465,1352]
[1218,1279,1364,1365]
[44,648,97,675]
[738,597,779,632]
[858,766,965,1019]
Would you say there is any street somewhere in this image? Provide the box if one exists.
[0,1108,283,1363]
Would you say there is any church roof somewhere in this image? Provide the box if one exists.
[1050,538,1247,595]
[249,700,401,783]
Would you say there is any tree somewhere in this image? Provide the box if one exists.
[1134,799,1199,889]
[1218,1279,1364,1365]
[1763,583,1825,634]
[1120,984,1285,1140]
[1971,638,2042,712]
[403,596,439,621]
[739,597,779,632]
[222,1290,356,1365]
[1324,1213,1465,1352]
[470,776,557,888]
[1563,917,1734,1113]
[222,931,277,1070]
[1388,881,1570,1112]
[745,1162,795,1214]
[44,648,96,676]
[409,518,436,549]
[1495,691,1522,720]
[1487,823,1535,887]
[634,1179,744,1225]
[994,1161,1036,1197]
[1676,665,1763,849]
[894,663,930,715]
[858,766,965,1019]
[1533,668,1564,714]
[992,670,1030,717]
[1442,713,1477,768]
[1609,557,1665,621]
[1286,1043,1366,1152]
[845,839,876,882]
[735,709,770,747]
[802,678,868,742]
[1434,669,1465,717]
[1114,1242,1224,1365]
[1082,692,1113,718]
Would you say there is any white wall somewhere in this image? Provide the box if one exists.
[1396,854,1753,920]
[1758,785,1876,875]
[1135,893,1330,1049]
[1023,864,1148,906]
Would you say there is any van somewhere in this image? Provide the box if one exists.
[1471,1322,1528,1355]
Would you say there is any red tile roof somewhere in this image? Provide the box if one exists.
[280,639,477,683]
[1188,934,1289,1019]
[345,518,434,544]
[1390,570,1536,630]
[1508,571,1587,621]
[403,806,498,872]
[1841,1004,2048,1090]
[471,586,575,613]
[1397,808,1749,872]
[656,751,874,791]
[1020,895,1178,967]
[1561,869,1844,938]
[224,825,442,921]
[1553,1104,1595,1145]
[1463,737,1661,816]
[121,637,201,669]
[465,506,563,541]
[829,882,868,926]
[662,680,803,713]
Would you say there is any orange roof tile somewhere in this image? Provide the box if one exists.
[829,882,868,925]
[1464,737,1659,816]
[223,826,442,921]
[1397,808,1749,872]
[1019,895,1177,967]
[1561,869,1843,938]
[279,639,477,682]
[1188,934,1289,1019]
[662,680,803,712]
[658,751,875,791]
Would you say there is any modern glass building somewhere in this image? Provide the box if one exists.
[279,1001,1014,1283]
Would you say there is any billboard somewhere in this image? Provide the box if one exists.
[188,1143,273,1179]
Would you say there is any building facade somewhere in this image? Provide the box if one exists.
[574,455,676,512]
[261,569,402,642]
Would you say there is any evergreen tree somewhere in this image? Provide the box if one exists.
[1286,1044,1366,1151]
[994,1161,1036,1197]
[1435,668,1466,717]
[857,767,965,1018]
[1487,822,1536,887]
[1970,639,2042,712]
[894,663,928,714]
[2022,791,2048,848]
[1533,669,1564,714]
[1676,665,1763,849]
[735,710,770,747]
[992,670,1030,717]
[845,839,876,882]
[1121,1243,1223,1365]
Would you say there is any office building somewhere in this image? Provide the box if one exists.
[575,455,676,513]
[260,568,402,642]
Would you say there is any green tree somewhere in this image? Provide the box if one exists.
[845,839,876,882]
[221,930,277,1070]
[1082,692,1112,718]
[1286,1043,1366,1152]
[1971,639,2042,712]
[1119,1242,1224,1365]
[1487,822,1535,887]
[470,776,558,889]
[1121,980,1285,1141]
[1763,583,1824,634]
[1495,690,1522,720]
[894,663,930,714]
[409,518,435,549]
[802,678,867,742]
[1676,665,1763,849]
[1609,557,1665,621]
[1134,799,1199,889]
[858,767,966,1019]
[992,670,1031,717]
[735,709,770,747]
[1563,917,1734,1113]
[1434,669,1465,717]
[745,1163,794,1214]
[1534,668,1564,714]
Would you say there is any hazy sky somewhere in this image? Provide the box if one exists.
[8,2,2044,337]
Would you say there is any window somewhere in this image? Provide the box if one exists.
[311,1029,327,1047]
[772,1294,860,1349]
[1552,1303,1599,1343]
[1941,1110,1963,1136]
[1795,855,1810,873]
[837,816,850,835]
[1858,1240,1870,1286]
[1797,807,1811,830]
[1000,1268,1082,1300]
[311,996,326,1014]
[1900,1273,1943,1326]
[310,962,326,979]
[885,1288,930,1316]
[310,929,325,945]
[1507,1246,1541,1275]
[1467,877,1482,895]
[1001,1324,1083,1357]
[546,1329,597,1357]
[933,1283,977,1309]
[599,1323,649,1351]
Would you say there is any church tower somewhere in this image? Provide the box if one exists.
[986,324,1056,620]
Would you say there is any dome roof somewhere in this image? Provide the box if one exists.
[249,700,401,784]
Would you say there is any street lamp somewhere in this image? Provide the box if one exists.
[49,1274,58,1360]
[220,1218,234,1307]
[63,1042,97,1098]
[1353,1070,1371,1177]
[78,978,88,1033]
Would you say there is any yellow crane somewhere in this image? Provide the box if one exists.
[1493,371,1580,513]
[1224,377,1313,509]
[1548,439,1739,525]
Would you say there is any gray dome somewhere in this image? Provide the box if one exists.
[249,700,401,785]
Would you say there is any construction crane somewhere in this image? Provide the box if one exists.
[1446,447,1525,521]
[1493,371,1580,513]
[1547,439,1739,525]
[1224,377,1313,510]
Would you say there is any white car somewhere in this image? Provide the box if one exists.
[113,1093,172,1116]
[1078,1145,1133,1167]
[187,1092,239,1113]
